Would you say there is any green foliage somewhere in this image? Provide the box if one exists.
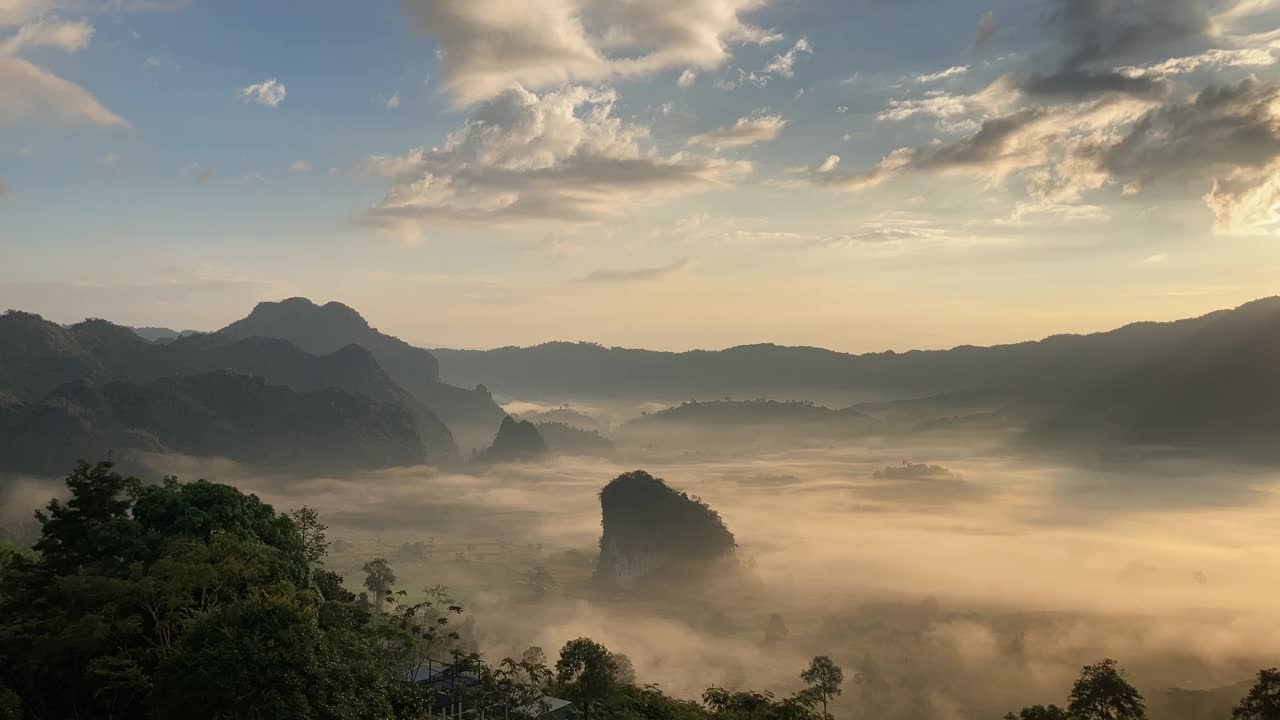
[1067,659,1146,720]
[1003,659,1146,720]
[0,460,412,720]
[800,656,844,720]
[291,506,331,565]
[362,557,397,611]
[1232,669,1280,720]
[556,638,628,720]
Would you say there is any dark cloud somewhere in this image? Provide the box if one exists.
[1020,0,1215,100]
[581,257,691,283]
[1022,69,1167,99]
[1047,0,1213,68]
[1104,78,1280,181]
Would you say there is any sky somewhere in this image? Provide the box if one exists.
[2,0,1280,352]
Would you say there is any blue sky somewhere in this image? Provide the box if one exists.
[3,0,1280,351]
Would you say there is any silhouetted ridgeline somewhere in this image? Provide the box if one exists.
[436,298,1280,463]
[222,298,506,450]
[0,310,447,473]
[595,470,737,591]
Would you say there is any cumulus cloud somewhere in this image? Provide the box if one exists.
[0,9,129,128]
[239,78,286,107]
[688,113,786,149]
[385,91,401,110]
[762,37,811,78]
[399,0,778,105]
[289,160,312,174]
[362,84,751,230]
[581,256,691,283]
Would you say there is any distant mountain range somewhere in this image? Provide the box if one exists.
[434,297,1280,462]
[0,299,516,475]
[6,295,1279,471]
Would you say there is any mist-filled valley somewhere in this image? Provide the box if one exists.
[6,393,1280,718]
[4,296,1280,719]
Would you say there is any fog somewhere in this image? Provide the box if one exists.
[6,424,1273,719]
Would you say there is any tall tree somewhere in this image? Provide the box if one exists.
[1067,659,1146,720]
[1233,668,1280,720]
[290,506,330,565]
[363,557,397,612]
[555,638,623,720]
[800,656,844,720]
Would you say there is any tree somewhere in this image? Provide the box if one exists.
[556,638,624,720]
[763,613,789,646]
[800,656,844,720]
[363,557,397,611]
[0,460,419,720]
[290,505,330,565]
[1233,668,1280,720]
[1067,659,1146,720]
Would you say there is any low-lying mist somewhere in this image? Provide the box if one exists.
[4,428,1279,719]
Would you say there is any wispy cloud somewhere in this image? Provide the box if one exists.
[581,257,691,283]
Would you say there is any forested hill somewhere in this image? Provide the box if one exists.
[430,297,1280,405]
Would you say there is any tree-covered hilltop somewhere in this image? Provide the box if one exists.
[594,470,737,590]
[0,310,455,472]
[474,417,550,464]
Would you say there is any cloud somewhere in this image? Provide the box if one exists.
[239,78,286,107]
[386,91,401,110]
[195,167,215,185]
[914,65,968,84]
[688,113,786,149]
[0,55,128,127]
[0,18,92,54]
[1104,78,1280,233]
[677,68,697,88]
[824,73,1280,234]
[289,160,312,174]
[362,84,750,230]
[762,37,811,78]
[815,154,839,173]
[0,178,8,195]
[581,257,691,283]
[974,10,997,49]
[400,0,778,105]
[1117,48,1277,78]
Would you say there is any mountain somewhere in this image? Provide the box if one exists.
[594,470,737,591]
[63,317,457,461]
[473,417,548,464]
[430,298,1280,406]
[1027,297,1280,460]
[221,298,506,450]
[435,298,1280,462]
[0,373,424,475]
[0,311,105,401]
[533,421,613,456]
[130,326,200,343]
[0,311,446,472]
